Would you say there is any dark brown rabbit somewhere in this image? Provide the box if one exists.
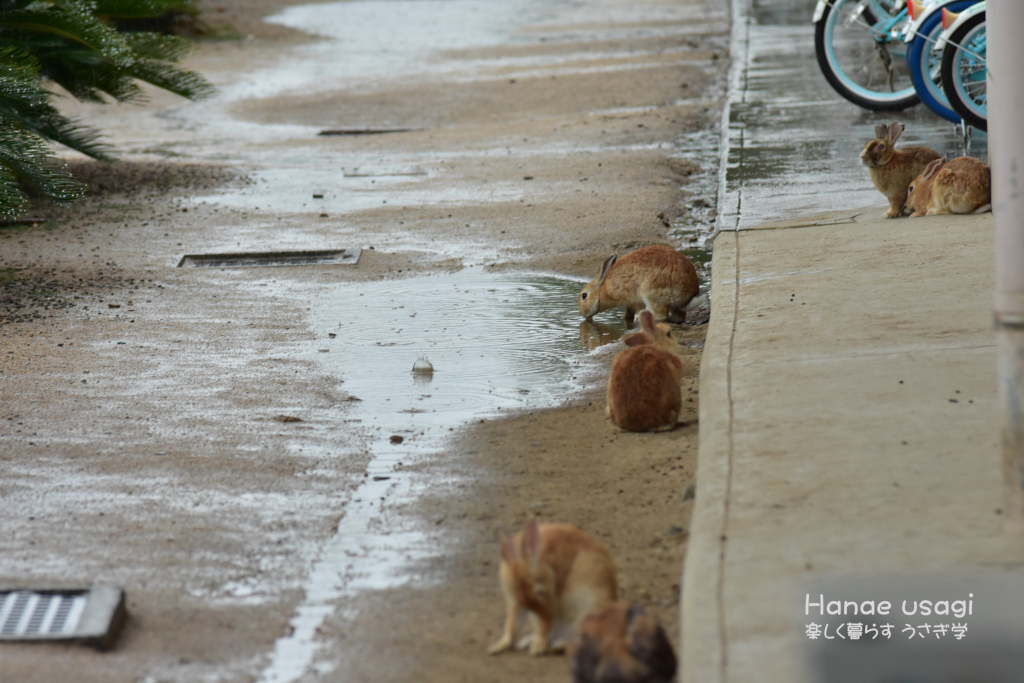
[567,601,678,683]
[860,122,942,218]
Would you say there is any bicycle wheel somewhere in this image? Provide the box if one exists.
[815,0,919,110]
[940,11,987,131]
[905,0,978,122]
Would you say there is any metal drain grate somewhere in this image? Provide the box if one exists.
[177,248,361,269]
[0,584,126,650]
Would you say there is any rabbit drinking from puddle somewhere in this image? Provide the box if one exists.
[578,245,702,324]
[607,309,684,433]
[489,519,617,656]
[567,601,678,683]
[860,122,942,218]
[906,156,991,217]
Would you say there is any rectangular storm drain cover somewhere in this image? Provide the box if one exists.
[0,584,126,650]
[177,248,361,268]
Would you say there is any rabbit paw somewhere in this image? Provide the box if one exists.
[528,637,549,656]
[488,635,514,655]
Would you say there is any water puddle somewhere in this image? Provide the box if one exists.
[259,269,633,682]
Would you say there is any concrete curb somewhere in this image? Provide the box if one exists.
[681,230,738,683]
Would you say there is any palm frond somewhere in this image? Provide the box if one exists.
[95,0,193,20]
[125,57,212,100]
[0,7,134,65]
[0,121,86,213]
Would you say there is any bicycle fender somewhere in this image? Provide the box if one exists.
[903,0,978,42]
[812,0,827,23]
[933,2,985,51]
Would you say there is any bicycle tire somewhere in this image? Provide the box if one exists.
[905,0,978,122]
[815,0,920,111]
[940,11,987,131]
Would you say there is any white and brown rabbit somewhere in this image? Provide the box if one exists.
[567,601,678,683]
[579,245,702,324]
[860,122,942,218]
[906,155,991,217]
[607,309,684,433]
[488,519,617,656]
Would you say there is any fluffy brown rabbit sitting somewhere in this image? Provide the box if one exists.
[488,519,617,656]
[567,601,678,683]
[579,245,702,324]
[906,156,991,217]
[860,121,942,218]
[607,309,684,432]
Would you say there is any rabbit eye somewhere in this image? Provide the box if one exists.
[580,293,588,301]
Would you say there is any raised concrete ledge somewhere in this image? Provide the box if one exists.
[681,210,1024,683]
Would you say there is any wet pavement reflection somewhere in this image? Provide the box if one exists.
[718,0,988,232]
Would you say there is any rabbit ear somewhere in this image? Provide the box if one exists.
[639,309,657,334]
[596,254,617,285]
[497,528,520,563]
[887,122,904,144]
[623,333,650,347]
[922,157,946,181]
[874,124,888,140]
[523,518,541,567]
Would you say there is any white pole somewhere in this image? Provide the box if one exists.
[990,0,1024,531]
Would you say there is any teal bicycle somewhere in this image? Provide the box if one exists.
[814,0,919,111]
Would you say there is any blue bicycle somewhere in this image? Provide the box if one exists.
[939,3,987,130]
[903,0,981,122]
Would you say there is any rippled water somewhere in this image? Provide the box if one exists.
[304,269,625,438]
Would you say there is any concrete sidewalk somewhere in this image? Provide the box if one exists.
[681,0,1024,678]
[683,208,1024,682]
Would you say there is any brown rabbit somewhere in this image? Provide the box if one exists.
[567,601,678,683]
[906,157,945,217]
[488,519,617,656]
[907,156,991,217]
[607,309,683,432]
[860,122,942,218]
[578,245,701,325]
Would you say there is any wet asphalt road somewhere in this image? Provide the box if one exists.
[719,0,988,231]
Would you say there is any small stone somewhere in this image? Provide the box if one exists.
[681,484,696,501]
[276,415,302,423]
[390,435,404,444]
[412,356,433,373]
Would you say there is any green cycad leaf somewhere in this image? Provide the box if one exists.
[0,6,133,65]
[124,30,191,62]
[44,56,143,102]
[126,58,212,100]
[0,124,85,202]
[95,0,192,20]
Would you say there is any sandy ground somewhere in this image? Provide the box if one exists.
[0,1,727,681]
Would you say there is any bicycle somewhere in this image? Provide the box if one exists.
[813,0,919,111]
[938,3,987,131]
[903,0,982,122]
